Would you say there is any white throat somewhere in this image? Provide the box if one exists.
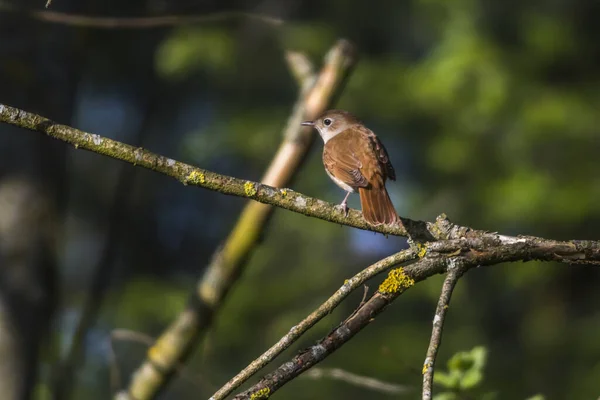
[318,126,346,144]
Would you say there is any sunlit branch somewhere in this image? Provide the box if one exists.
[0,102,419,238]
[422,266,464,400]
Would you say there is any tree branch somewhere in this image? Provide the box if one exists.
[0,3,284,29]
[422,265,465,400]
[209,249,416,400]
[232,221,600,399]
[0,101,433,238]
[304,368,412,396]
[113,39,357,400]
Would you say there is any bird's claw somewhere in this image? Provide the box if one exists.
[338,201,349,217]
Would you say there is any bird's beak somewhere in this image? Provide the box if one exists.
[301,121,314,126]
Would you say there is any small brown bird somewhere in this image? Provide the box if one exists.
[302,110,399,226]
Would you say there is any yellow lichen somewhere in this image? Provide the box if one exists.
[378,268,415,295]
[422,361,431,375]
[245,181,257,196]
[250,387,270,399]
[430,223,444,239]
[281,189,288,196]
[186,170,205,185]
[417,243,427,258]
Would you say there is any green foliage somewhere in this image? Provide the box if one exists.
[434,346,487,392]
[434,348,549,400]
[280,23,336,57]
[525,395,546,400]
[113,278,187,328]
[155,27,236,80]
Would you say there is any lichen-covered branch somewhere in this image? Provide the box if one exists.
[209,249,417,400]
[0,100,421,237]
[0,100,488,242]
[115,40,357,400]
[233,218,600,399]
[422,266,464,400]
[232,263,422,400]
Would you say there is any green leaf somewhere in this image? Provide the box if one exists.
[460,369,483,389]
[435,346,488,391]
[434,371,461,389]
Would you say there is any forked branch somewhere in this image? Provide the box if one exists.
[231,228,600,399]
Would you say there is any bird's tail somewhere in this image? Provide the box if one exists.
[358,185,398,226]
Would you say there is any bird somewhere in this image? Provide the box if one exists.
[301,109,399,226]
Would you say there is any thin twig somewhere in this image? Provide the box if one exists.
[108,330,155,393]
[305,368,412,395]
[107,330,216,394]
[342,284,370,324]
[422,264,465,400]
[209,250,416,400]
[0,4,284,29]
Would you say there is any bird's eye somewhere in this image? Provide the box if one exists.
[323,118,332,126]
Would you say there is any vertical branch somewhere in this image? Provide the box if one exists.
[118,39,357,400]
[422,264,465,400]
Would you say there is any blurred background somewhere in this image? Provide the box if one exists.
[1,0,600,399]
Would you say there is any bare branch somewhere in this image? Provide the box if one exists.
[108,330,216,394]
[108,330,155,393]
[0,4,283,29]
[209,249,416,400]
[422,266,465,400]
[305,368,412,396]
[233,233,600,399]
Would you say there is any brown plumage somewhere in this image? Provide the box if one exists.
[302,110,399,226]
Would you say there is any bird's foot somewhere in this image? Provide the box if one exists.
[337,201,349,217]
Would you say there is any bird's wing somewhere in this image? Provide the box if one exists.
[357,125,396,181]
[323,133,369,188]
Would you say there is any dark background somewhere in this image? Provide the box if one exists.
[0,0,599,399]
